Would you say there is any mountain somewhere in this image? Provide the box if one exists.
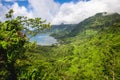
[31,12,120,45]
[49,12,120,43]
[45,24,76,38]
[7,12,120,80]
[70,12,120,36]
[45,12,120,79]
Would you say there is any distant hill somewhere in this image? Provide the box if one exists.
[48,12,120,43]
[69,12,120,36]
[46,24,76,38]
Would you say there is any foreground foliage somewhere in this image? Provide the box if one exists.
[0,9,50,80]
[0,12,120,80]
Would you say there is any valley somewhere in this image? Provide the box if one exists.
[20,13,120,79]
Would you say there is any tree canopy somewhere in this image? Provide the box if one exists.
[0,9,50,80]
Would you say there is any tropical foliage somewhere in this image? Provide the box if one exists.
[0,9,50,80]
[0,11,120,80]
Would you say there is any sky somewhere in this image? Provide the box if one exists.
[0,0,120,24]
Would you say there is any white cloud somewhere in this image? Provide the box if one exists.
[0,0,120,24]
[0,2,9,20]
[0,1,33,21]
[28,0,60,22]
[11,3,33,18]
[52,0,120,24]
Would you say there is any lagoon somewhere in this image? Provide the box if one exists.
[30,34,57,46]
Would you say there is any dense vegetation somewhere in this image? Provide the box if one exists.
[47,24,76,38]
[0,10,50,80]
[0,11,120,80]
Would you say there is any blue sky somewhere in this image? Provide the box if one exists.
[0,0,120,24]
[1,0,90,6]
[1,0,29,7]
[1,0,80,12]
[1,0,81,7]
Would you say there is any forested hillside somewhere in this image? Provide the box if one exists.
[0,12,120,80]
[45,24,76,38]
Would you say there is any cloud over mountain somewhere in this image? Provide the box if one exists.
[0,0,120,24]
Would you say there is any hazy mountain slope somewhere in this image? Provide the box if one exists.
[54,12,120,43]
[46,24,76,38]
[70,12,120,36]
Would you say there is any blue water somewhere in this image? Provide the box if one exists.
[30,34,57,45]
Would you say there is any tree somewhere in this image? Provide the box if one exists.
[0,9,50,80]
